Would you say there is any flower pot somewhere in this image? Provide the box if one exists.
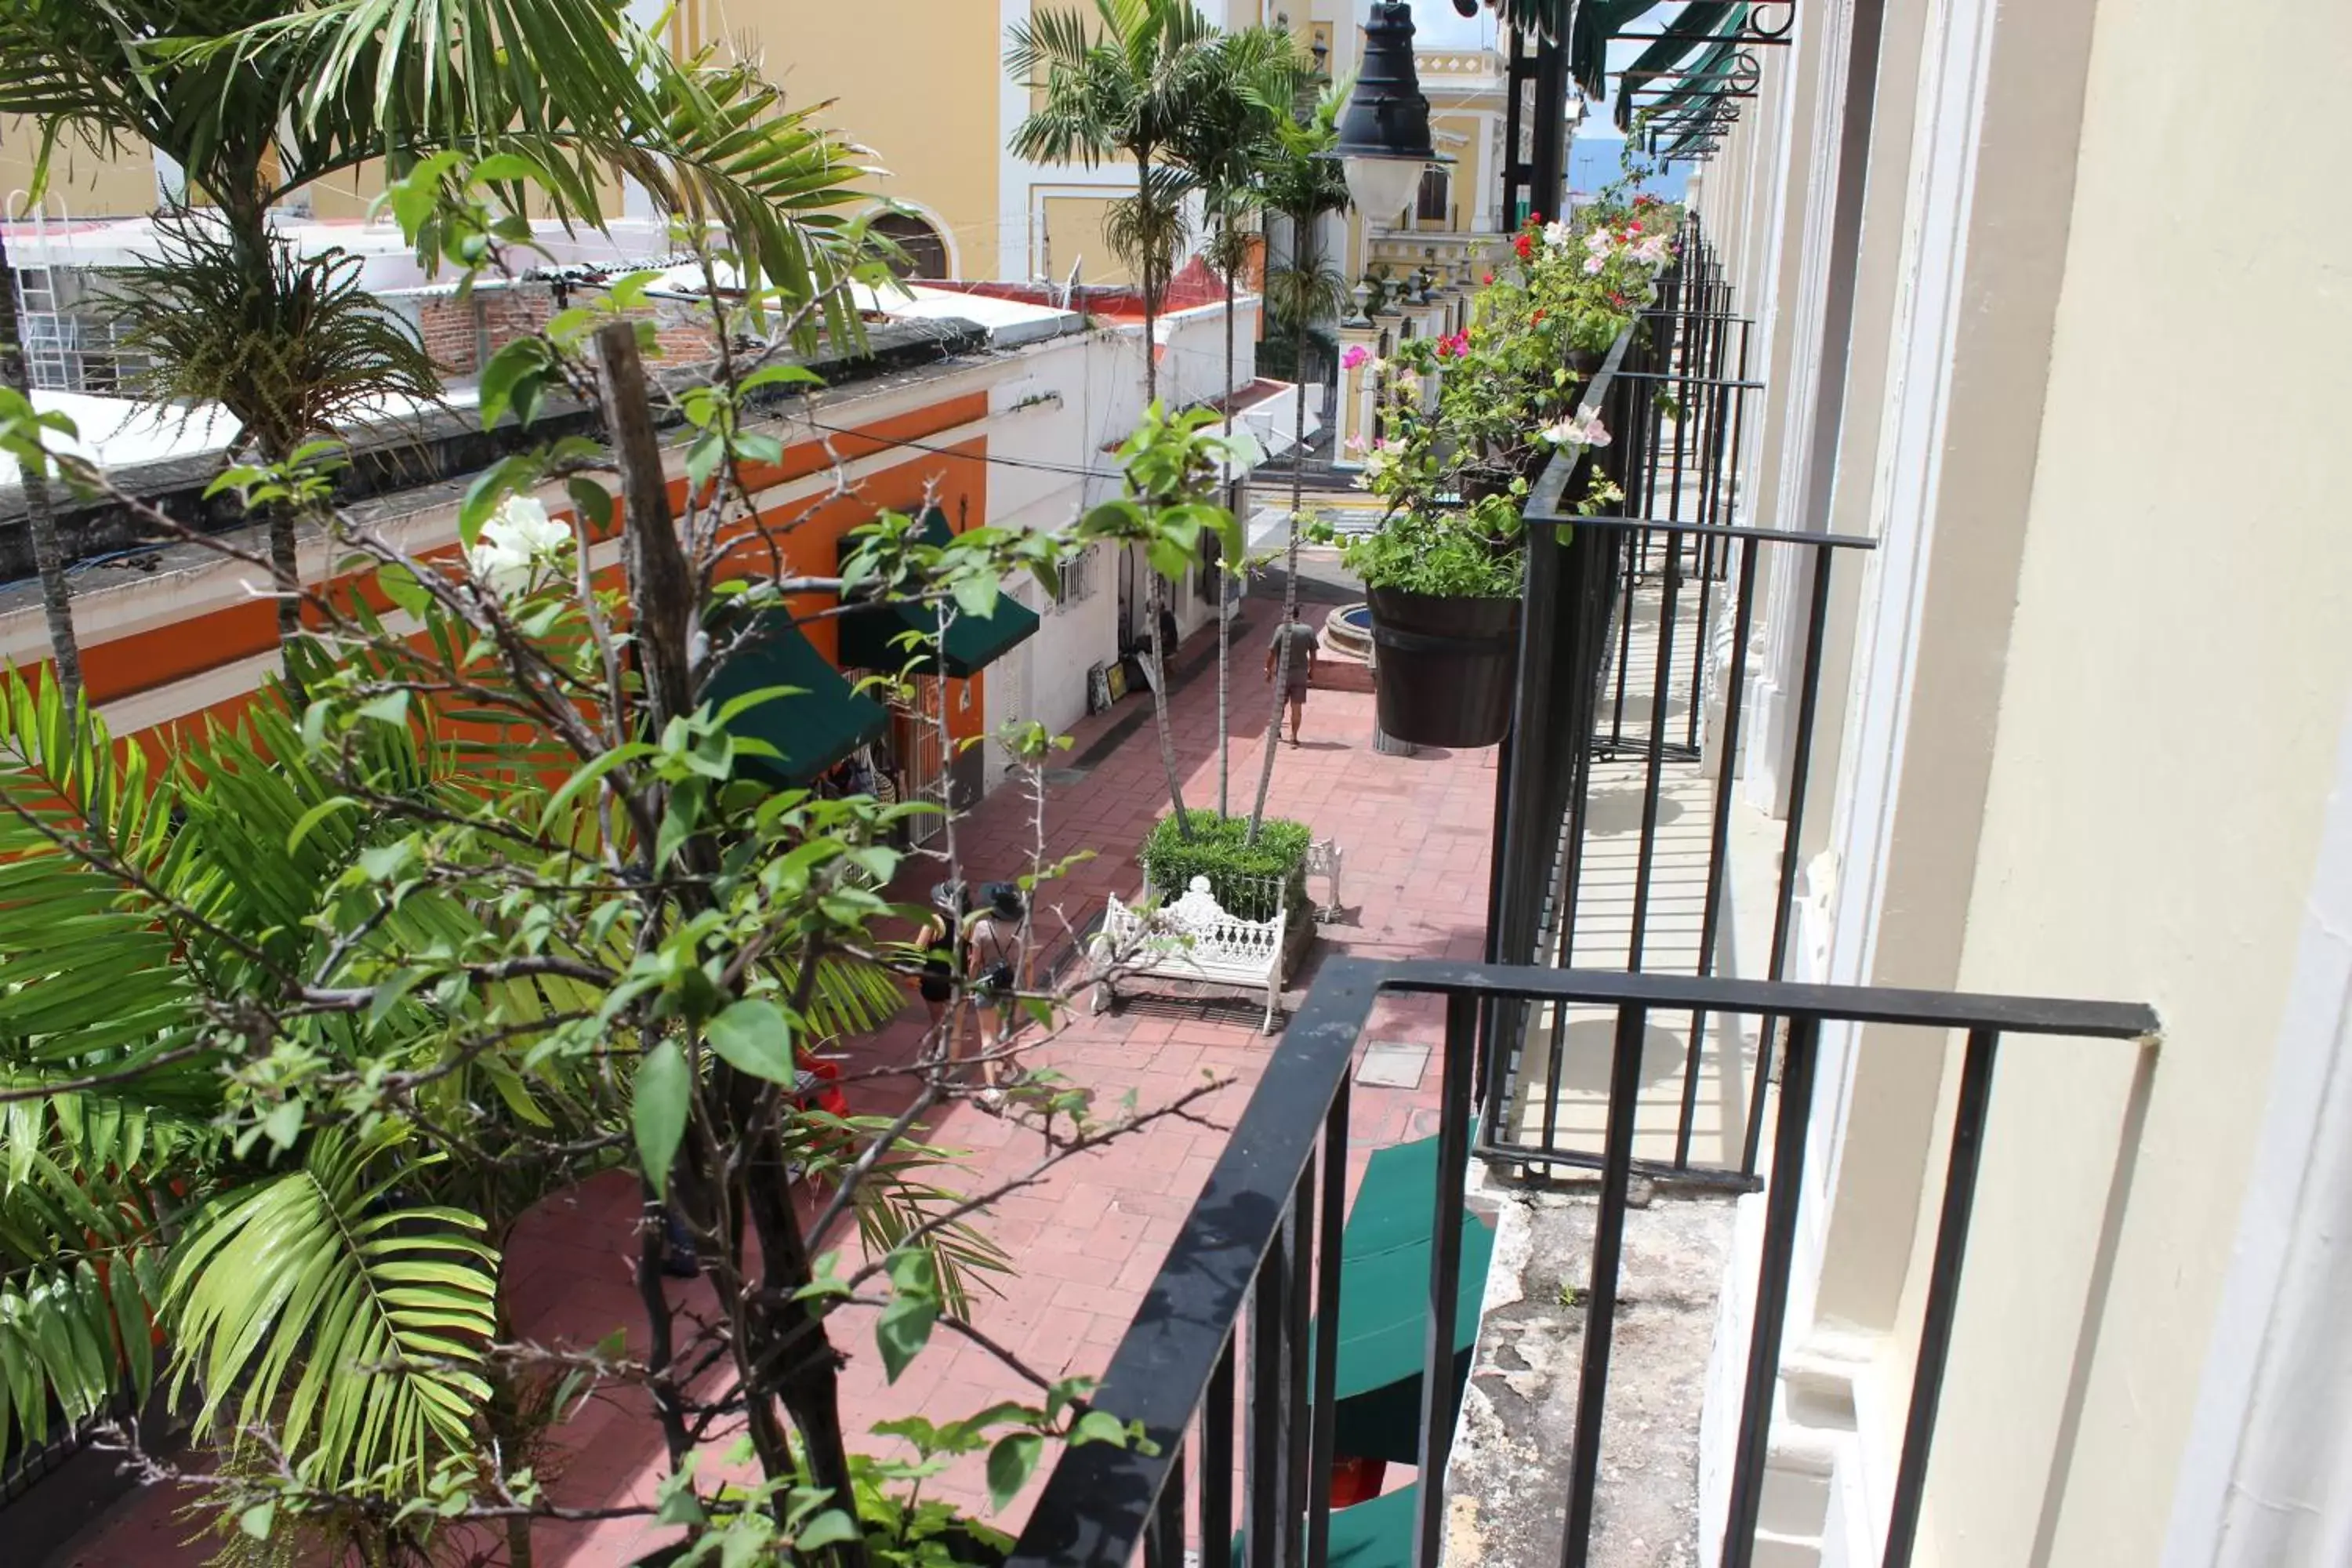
[1367,586,1520,748]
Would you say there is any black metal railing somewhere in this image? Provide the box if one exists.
[1486,214,1881,1188]
[1007,958,2154,1568]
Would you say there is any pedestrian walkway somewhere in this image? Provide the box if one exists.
[58,579,1505,1568]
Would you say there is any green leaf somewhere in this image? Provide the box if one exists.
[951,575,1001,619]
[874,1292,936,1385]
[240,1502,277,1541]
[285,795,361,853]
[358,840,419,883]
[354,690,411,728]
[632,1042,691,1200]
[262,1098,305,1151]
[703,999,797,1083]
[478,339,553,433]
[685,430,725,492]
[737,364,826,397]
[377,562,433,619]
[471,151,550,186]
[566,477,615,531]
[986,1432,1044,1509]
[1073,1409,1131,1446]
[794,1511,859,1552]
[538,743,656,835]
[1146,535,1194,580]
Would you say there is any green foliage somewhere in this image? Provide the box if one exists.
[165,1127,500,1491]
[1334,508,1526,601]
[109,214,441,461]
[1142,811,1311,920]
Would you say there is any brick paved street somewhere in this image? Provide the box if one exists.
[63,568,1502,1566]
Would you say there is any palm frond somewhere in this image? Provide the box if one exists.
[109,212,441,460]
[0,670,194,1066]
[165,1127,499,1493]
[0,1105,176,1460]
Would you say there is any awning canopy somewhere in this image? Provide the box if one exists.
[1315,1131,1499,1466]
[834,507,1041,678]
[703,612,888,787]
[1610,2,1766,162]
[1236,1478,1419,1568]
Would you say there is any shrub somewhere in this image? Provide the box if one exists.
[1143,811,1312,923]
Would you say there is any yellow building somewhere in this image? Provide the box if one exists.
[5,4,1516,286]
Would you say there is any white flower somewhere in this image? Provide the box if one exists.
[469,494,575,596]
[1584,228,1615,256]
[1632,236,1671,267]
[1542,219,1573,252]
[1394,368,1421,396]
[1541,412,1612,449]
[1583,255,1607,276]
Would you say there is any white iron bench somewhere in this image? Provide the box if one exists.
[1088,876,1287,1035]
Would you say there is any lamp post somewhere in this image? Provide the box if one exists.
[1330,1,1449,230]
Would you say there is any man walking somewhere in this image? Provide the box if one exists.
[1265,614,1319,747]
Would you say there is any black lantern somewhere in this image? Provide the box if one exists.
[1331,1,1449,224]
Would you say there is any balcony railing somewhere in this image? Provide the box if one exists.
[1009,219,2155,1568]
[1487,215,1882,1189]
[1006,959,2153,1568]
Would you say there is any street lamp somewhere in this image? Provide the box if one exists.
[1330,1,1450,228]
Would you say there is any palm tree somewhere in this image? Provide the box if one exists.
[1170,25,1305,818]
[0,1,877,649]
[1008,0,1230,842]
[0,669,936,1560]
[1247,78,1353,842]
[0,220,85,703]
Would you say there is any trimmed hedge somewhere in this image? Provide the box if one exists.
[1142,811,1312,924]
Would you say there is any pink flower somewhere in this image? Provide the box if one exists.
[1542,412,1612,449]
[1341,344,1370,372]
[1344,434,1368,455]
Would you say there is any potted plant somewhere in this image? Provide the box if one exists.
[1331,494,1527,748]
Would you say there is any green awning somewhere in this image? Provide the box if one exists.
[1328,1218,1497,1391]
[704,612,888,787]
[1312,1131,1497,1465]
[1341,1127,1482,1261]
[1236,1479,1420,1568]
[834,507,1040,677]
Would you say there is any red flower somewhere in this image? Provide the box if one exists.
[1532,307,1547,324]
[1513,234,1534,260]
[1529,211,1543,224]
[1628,221,1642,234]
[1483,271,1495,285]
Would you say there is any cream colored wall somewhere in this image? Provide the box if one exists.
[706,0,997,278]
[1040,195,1132,286]
[0,122,156,219]
[1429,107,1482,230]
[1910,0,2352,1559]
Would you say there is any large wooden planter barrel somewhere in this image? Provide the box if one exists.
[1367,586,1520,748]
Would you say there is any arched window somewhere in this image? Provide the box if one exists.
[871,213,951,280]
[1415,168,1450,225]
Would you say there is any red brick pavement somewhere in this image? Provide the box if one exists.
[60,583,1499,1567]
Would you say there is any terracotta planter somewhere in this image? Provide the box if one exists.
[1367,586,1520,748]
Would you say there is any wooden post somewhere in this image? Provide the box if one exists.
[593,321,696,732]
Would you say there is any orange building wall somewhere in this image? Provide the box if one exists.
[35,391,994,765]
